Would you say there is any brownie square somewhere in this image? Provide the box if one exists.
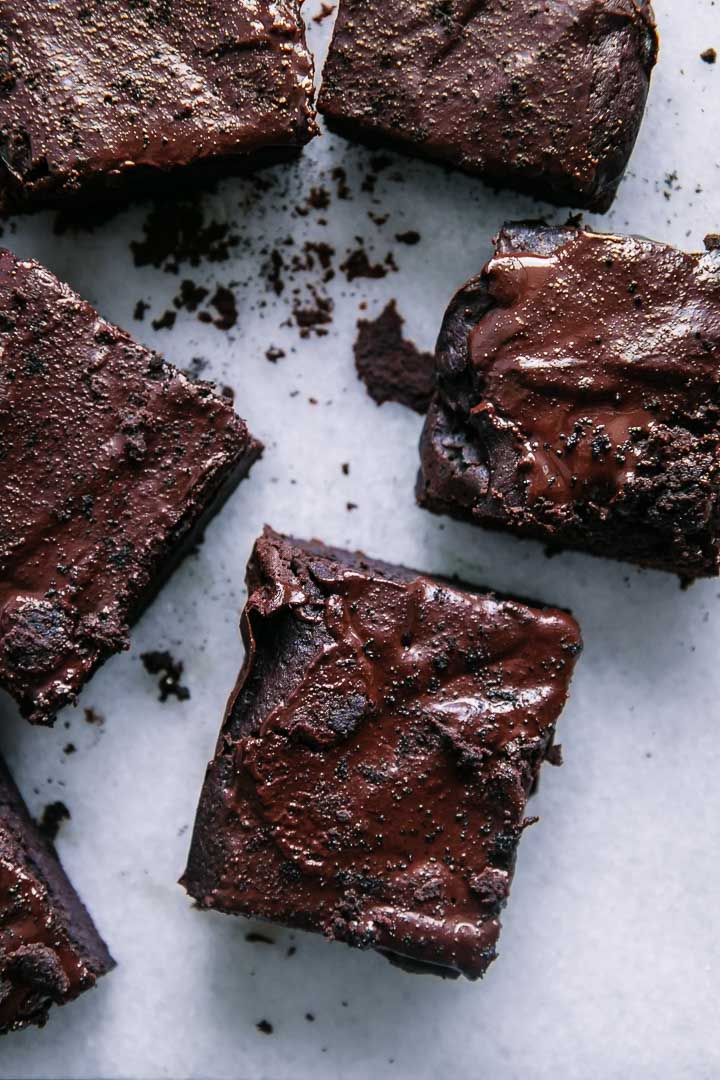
[0,756,114,1035]
[182,527,581,979]
[417,224,720,579]
[318,0,657,212]
[0,1,317,212]
[0,247,262,724]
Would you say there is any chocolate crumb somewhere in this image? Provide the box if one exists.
[141,650,190,702]
[152,309,176,331]
[63,743,76,756]
[341,248,390,282]
[256,1020,273,1035]
[341,463,350,475]
[208,285,238,331]
[701,47,717,63]
[84,707,105,726]
[396,230,421,245]
[354,300,435,413]
[347,502,357,511]
[131,198,238,272]
[245,932,275,945]
[305,1012,316,1022]
[133,300,150,321]
[705,234,720,251]
[38,801,70,843]
[313,3,335,22]
[265,346,286,363]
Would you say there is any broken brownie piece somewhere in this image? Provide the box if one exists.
[0,756,114,1035]
[0,1,317,212]
[182,527,581,979]
[318,0,657,212]
[417,224,720,579]
[0,247,262,724]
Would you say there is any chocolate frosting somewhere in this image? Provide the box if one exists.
[319,0,657,212]
[0,248,262,723]
[418,225,720,577]
[183,528,581,979]
[0,0,317,210]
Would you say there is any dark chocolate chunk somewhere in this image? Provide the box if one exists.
[0,1,317,212]
[0,247,262,724]
[0,757,114,1035]
[417,224,720,579]
[182,527,581,980]
[318,0,657,212]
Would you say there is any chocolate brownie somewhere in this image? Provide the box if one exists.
[182,527,581,979]
[417,224,720,579]
[318,0,658,212]
[0,756,114,1034]
[0,1,317,212]
[0,247,262,724]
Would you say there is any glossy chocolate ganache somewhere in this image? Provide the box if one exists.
[418,225,720,578]
[183,528,581,979]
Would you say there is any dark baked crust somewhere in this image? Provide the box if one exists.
[0,247,263,724]
[182,527,581,979]
[0,756,114,1035]
[0,0,317,212]
[417,224,720,579]
[318,0,657,212]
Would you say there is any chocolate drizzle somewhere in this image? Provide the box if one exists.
[183,528,581,979]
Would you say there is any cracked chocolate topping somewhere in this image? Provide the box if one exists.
[0,0,317,211]
[183,528,581,979]
[319,0,657,212]
[0,248,262,723]
[0,758,113,1034]
[418,224,720,578]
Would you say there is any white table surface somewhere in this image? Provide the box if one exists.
[0,2,718,1077]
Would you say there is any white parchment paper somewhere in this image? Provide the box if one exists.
[0,2,718,1077]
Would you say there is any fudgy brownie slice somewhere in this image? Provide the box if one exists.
[182,527,581,979]
[0,1,317,212]
[0,756,114,1035]
[417,224,720,579]
[0,247,262,724]
[318,0,657,212]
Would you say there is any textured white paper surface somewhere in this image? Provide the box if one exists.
[0,2,718,1077]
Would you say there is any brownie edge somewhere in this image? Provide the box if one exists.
[0,757,114,1035]
[182,527,581,979]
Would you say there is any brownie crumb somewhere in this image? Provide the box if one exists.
[705,234,720,251]
[341,248,392,282]
[354,300,435,413]
[63,743,76,756]
[131,198,238,272]
[133,300,150,321]
[313,3,336,22]
[38,801,71,843]
[331,167,351,200]
[208,285,238,331]
[246,931,275,945]
[174,280,209,313]
[341,462,350,475]
[265,346,286,363]
[395,230,421,245]
[256,1020,273,1035]
[293,291,334,337]
[701,47,717,63]
[84,707,105,726]
[141,651,190,702]
[305,1012,316,1022]
[152,309,177,331]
